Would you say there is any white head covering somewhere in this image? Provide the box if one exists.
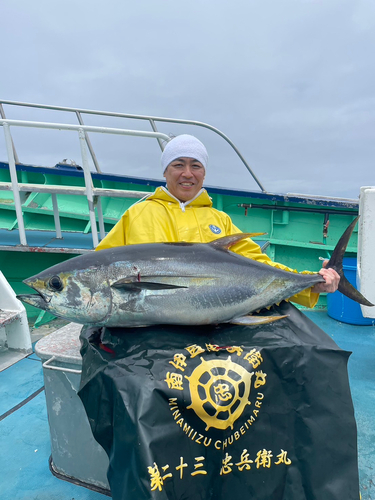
[161,134,208,173]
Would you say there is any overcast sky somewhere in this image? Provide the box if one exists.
[1,0,374,199]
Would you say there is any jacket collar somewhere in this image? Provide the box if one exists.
[147,186,213,211]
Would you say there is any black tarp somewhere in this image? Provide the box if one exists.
[78,302,360,500]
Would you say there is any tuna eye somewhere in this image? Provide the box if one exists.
[49,276,64,292]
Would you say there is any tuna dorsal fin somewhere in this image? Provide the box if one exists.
[326,215,374,307]
[209,232,267,250]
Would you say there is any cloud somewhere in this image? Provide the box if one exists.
[1,0,374,200]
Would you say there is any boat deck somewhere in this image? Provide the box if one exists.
[1,311,374,500]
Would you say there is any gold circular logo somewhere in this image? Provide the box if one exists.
[185,356,253,431]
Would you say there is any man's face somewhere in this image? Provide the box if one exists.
[164,157,205,202]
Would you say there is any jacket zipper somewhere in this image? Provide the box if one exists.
[160,187,205,212]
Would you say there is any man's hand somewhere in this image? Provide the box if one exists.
[311,260,340,294]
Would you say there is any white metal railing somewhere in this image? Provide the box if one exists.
[0,118,170,248]
[0,99,265,191]
[0,99,267,249]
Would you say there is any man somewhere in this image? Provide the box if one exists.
[83,135,356,500]
[96,134,339,307]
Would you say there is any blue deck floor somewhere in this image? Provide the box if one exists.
[0,312,374,500]
[0,344,107,500]
[304,310,375,499]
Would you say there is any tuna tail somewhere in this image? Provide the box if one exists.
[326,216,374,307]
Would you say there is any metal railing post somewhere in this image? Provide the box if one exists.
[75,111,102,173]
[96,197,106,240]
[149,119,166,151]
[78,128,99,248]
[0,104,20,164]
[2,123,27,245]
[51,193,62,239]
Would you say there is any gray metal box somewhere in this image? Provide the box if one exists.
[35,323,110,493]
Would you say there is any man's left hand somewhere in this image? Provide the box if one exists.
[311,262,340,294]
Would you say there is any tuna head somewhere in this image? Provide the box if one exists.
[18,262,112,324]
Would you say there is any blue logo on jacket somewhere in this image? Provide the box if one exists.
[209,225,222,235]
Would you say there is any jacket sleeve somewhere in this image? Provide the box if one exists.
[95,201,176,250]
[95,213,129,250]
[223,217,320,308]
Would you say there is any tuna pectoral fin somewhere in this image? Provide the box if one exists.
[338,275,374,307]
[111,276,216,290]
[111,279,187,291]
[229,314,288,326]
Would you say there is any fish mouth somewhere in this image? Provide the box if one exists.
[17,279,51,309]
[17,292,50,310]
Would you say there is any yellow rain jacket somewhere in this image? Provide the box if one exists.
[96,187,319,308]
